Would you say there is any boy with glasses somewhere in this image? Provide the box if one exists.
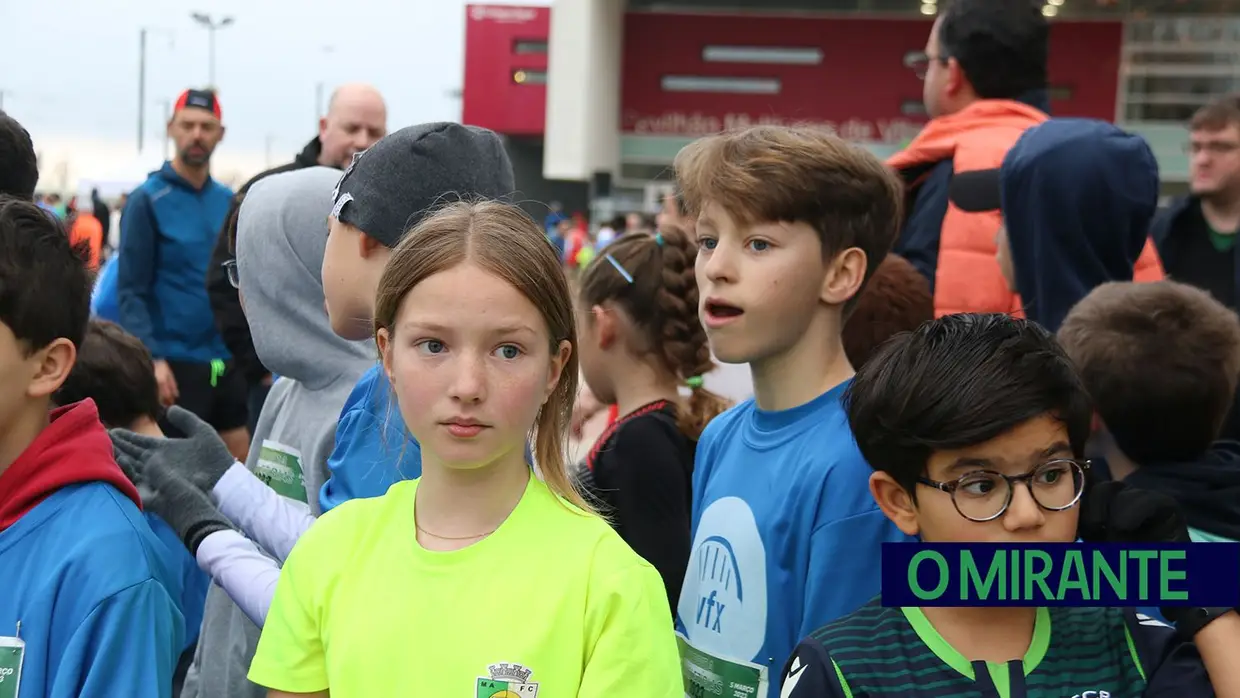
[779,314,1238,697]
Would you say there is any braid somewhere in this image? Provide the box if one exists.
[653,225,730,440]
[577,224,730,441]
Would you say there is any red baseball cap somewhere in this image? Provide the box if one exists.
[174,89,222,120]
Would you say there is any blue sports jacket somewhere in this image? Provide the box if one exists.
[117,162,233,362]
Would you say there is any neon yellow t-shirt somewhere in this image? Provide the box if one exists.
[248,474,683,697]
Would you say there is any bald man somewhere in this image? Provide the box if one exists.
[204,83,387,438]
[317,83,387,168]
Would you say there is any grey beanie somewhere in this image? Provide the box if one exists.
[330,122,516,247]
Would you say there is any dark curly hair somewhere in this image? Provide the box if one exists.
[843,254,934,369]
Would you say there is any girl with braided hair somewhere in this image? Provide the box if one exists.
[575,222,729,610]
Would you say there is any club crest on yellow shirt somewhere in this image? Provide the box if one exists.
[475,662,539,698]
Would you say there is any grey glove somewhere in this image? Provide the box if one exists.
[114,446,234,556]
[109,405,237,494]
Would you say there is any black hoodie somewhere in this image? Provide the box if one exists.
[205,138,330,388]
[1123,440,1240,542]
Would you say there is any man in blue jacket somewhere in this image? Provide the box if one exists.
[117,89,249,461]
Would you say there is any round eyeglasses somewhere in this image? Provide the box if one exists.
[917,459,1090,523]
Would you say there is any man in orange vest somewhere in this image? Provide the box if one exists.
[888,0,1050,317]
[947,118,1164,332]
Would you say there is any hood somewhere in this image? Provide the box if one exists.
[887,99,1047,173]
[237,167,374,390]
[1123,440,1240,541]
[294,138,325,168]
[0,400,140,531]
[1000,119,1159,332]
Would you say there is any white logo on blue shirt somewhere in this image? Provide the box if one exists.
[679,496,768,660]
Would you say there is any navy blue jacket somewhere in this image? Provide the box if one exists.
[117,162,233,362]
[1001,118,1160,333]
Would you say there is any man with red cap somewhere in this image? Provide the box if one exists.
[116,89,250,462]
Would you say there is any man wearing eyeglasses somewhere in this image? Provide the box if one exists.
[886,0,1049,320]
[1151,95,1240,442]
[1151,96,1240,314]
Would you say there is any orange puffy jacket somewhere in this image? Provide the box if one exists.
[888,100,1162,318]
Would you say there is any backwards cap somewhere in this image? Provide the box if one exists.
[174,89,222,120]
[330,122,515,248]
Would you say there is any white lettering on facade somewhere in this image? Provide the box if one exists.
[629,111,922,144]
[470,5,539,23]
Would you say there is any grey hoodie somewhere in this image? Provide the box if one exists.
[181,167,376,698]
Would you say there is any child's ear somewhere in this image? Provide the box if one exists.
[591,305,617,350]
[358,231,385,260]
[822,247,867,308]
[27,338,77,399]
[870,471,920,537]
[376,327,394,384]
[544,339,573,404]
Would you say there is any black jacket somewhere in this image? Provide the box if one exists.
[206,137,331,386]
[1124,440,1240,542]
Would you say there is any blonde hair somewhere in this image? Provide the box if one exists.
[373,199,591,513]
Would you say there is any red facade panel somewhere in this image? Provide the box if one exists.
[461,7,1123,141]
[462,4,550,136]
[620,13,1121,140]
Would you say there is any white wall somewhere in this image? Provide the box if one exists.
[543,0,624,181]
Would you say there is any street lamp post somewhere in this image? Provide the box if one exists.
[137,27,175,153]
[315,45,334,123]
[160,100,172,159]
[138,28,145,152]
[190,12,235,88]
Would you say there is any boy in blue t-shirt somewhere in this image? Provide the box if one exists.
[0,198,184,697]
[672,125,913,698]
[782,314,1240,697]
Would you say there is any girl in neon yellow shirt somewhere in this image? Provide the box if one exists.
[247,200,683,698]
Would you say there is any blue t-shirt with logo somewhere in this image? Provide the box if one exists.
[675,380,913,698]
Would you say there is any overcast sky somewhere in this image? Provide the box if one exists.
[3,0,546,187]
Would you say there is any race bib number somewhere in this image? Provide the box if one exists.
[0,636,25,698]
[678,633,768,698]
[252,440,308,503]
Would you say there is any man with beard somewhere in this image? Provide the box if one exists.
[117,89,249,462]
[206,84,386,436]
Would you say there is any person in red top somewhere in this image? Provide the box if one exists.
[0,196,184,698]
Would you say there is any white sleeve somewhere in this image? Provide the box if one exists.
[195,529,280,627]
[212,462,317,563]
